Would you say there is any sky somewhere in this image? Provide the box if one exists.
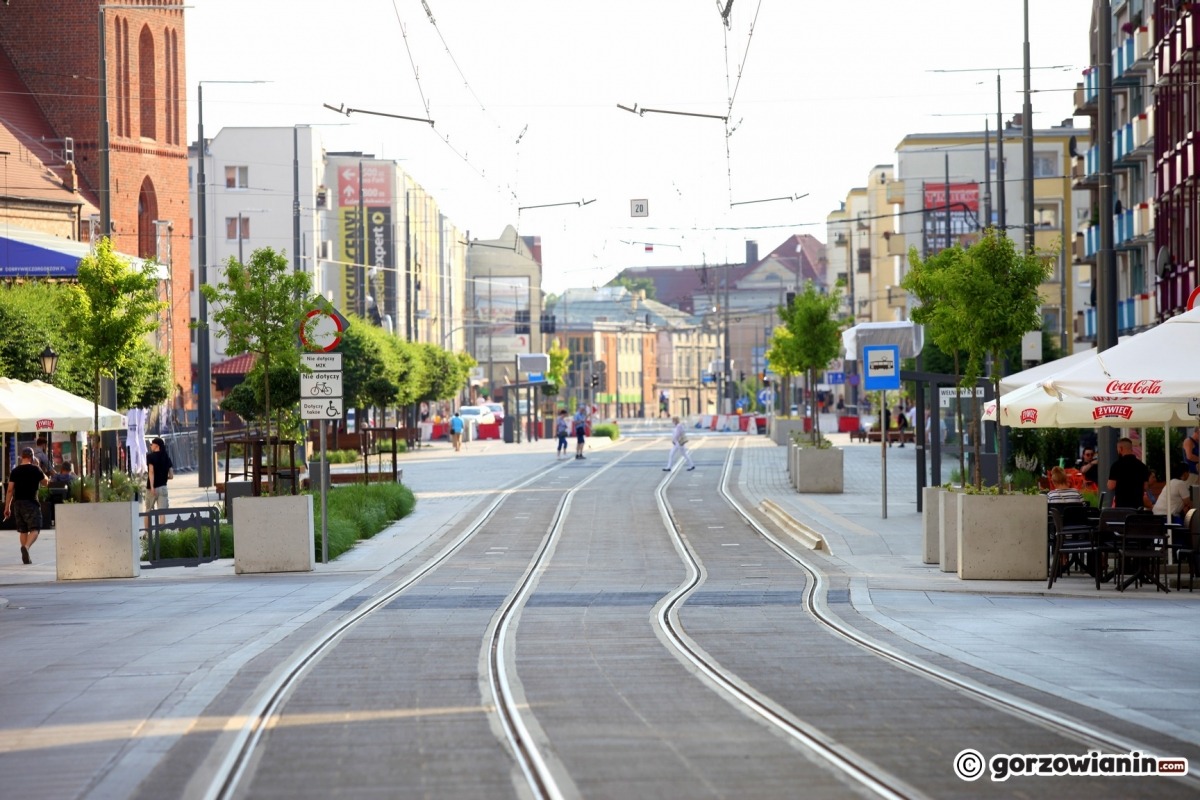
[185,0,1095,294]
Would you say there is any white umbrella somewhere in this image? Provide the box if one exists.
[0,377,111,433]
[26,380,127,432]
[1044,306,1200,403]
[998,347,1096,395]
[985,381,1194,428]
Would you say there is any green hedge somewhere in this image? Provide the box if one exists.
[149,482,416,562]
[591,423,620,440]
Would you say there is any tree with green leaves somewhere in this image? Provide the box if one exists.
[543,339,570,399]
[62,238,165,497]
[954,232,1051,491]
[199,247,313,441]
[767,280,844,441]
[902,245,970,482]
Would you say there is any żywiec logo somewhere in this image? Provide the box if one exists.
[1104,379,1162,396]
[1020,408,1038,424]
[34,418,54,430]
[1093,405,1134,420]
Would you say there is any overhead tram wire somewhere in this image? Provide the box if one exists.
[383,0,517,208]
[721,0,764,207]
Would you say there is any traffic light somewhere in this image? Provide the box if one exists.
[590,373,599,388]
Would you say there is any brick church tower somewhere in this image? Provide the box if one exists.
[0,1,192,412]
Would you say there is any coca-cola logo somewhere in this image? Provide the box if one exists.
[1104,379,1162,396]
[1092,404,1134,420]
[1020,408,1038,424]
[34,418,54,430]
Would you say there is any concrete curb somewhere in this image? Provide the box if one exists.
[760,499,827,552]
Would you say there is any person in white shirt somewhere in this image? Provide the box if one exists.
[1153,461,1194,524]
[664,416,695,471]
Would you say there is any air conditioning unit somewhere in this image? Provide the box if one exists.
[315,185,329,208]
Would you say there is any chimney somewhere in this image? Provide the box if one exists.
[745,240,758,265]
[62,162,78,193]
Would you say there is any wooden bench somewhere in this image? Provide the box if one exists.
[865,430,916,444]
[140,506,221,566]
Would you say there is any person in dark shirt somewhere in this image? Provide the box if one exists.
[1076,447,1099,485]
[4,447,48,564]
[145,436,173,511]
[1107,436,1150,509]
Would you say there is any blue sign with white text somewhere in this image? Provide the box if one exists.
[862,345,901,391]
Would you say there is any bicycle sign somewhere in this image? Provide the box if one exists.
[300,371,342,398]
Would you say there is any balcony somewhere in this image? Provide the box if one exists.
[1114,36,1137,82]
[1072,155,1097,187]
[1085,224,1099,259]
[1073,232,1088,264]
[1085,144,1100,177]
[1114,121,1135,164]
[885,179,905,205]
[1080,69,1098,108]
[1134,111,1153,153]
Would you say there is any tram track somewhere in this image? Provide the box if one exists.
[195,444,650,800]
[651,437,1200,795]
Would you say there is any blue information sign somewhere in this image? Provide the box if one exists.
[827,371,845,385]
[862,345,901,391]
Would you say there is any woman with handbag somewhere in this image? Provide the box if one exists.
[664,416,696,472]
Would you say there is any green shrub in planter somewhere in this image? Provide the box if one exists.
[591,423,620,440]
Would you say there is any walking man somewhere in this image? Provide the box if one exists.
[555,409,570,458]
[450,412,464,452]
[145,436,173,511]
[4,447,48,564]
[664,416,696,472]
[573,405,589,460]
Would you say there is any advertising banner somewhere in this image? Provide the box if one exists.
[922,182,979,252]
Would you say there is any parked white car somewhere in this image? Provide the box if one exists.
[457,405,496,426]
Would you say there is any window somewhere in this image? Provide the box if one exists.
[988,157,1007,175]
[1033,204,1059,228]
[225,217,250,240]
[1033,153,1057,178]
[225,166,249,189]
[138,25,156,139]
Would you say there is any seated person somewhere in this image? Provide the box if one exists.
[1046,466,1084,504]
[53,461,78,484]
[1076,447,1099,485]
[1143,469,1164,510]
[1152,461,1194,524]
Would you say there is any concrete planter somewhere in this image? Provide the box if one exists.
[233,494,315,574]
[938,489,960,573]
[922,486,944,565]
[55,500,141,580]
[790,445,843,493]
[956,492,1046,580]
[771,418,811,446]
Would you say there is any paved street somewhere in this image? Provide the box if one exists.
[1,420,1197,798]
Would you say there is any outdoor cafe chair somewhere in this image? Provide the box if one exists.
[1116,515,1170,593]
[1048,505,1102,589]
[1174,509,1199,593]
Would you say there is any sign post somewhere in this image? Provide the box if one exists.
[863,345,901,519]
[301,349,344,564]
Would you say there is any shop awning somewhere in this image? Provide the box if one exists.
[0,224,164,279]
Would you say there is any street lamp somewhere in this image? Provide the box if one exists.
[194,79,267,488]
[39,346,58,377]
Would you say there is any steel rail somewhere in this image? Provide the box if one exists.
[716,438,1200,789]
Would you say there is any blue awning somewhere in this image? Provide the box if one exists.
[0,225,161,278]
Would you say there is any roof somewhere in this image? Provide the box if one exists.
[211,353,258,376]
[614,234,828,311]
[555,287,703,329]
[0,46,97,212]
